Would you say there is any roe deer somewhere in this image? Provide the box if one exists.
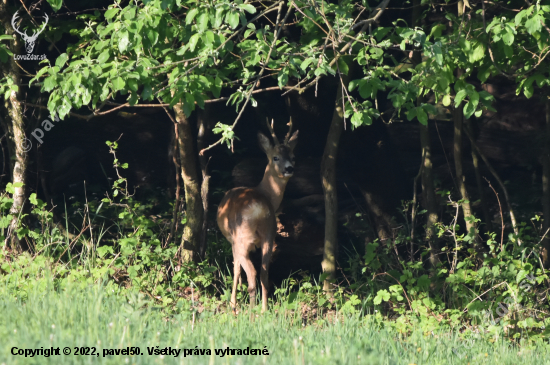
[217,119,299,313]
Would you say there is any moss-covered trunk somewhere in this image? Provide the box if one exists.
[173,105,204,263]
[0,3,28,252]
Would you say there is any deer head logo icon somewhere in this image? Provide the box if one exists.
[11,11,48,54]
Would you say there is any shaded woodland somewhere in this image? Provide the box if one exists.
[1,0,550,332]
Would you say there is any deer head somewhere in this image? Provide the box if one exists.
[258,118,299,180]
[11,11,49,54]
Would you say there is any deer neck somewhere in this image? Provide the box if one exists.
[256,163,289,212]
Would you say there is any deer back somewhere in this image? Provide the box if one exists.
[217,187,276,244]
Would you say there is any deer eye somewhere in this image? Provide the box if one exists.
[273,156,279,162]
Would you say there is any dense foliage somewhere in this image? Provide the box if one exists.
[1,0,550,359]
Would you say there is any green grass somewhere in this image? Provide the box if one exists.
[0,281,549,365]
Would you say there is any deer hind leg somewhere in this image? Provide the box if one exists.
[230,259,241,311]
[260,236,274,313]
[238,254,257,312]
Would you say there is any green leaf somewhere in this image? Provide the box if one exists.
[97,245,114,258]
[416,107,428,125]
[97,49,110,64]
[464,101,476,119]
[468,42,485,63]
[455,89,467,107]
[55,53,68,69]
[477,64,492,83]
[185,8,199,25]
[406,108,417,121]
[433,42,443,66]
[46,0,62,12]
[337,58,349,75]
[118,31,130,53]
[373,289,390,305]
[428,24,446,40]
[240,4,256,14]
[278,69,289,89]
[358,81,372,99]
[197,12,209,32]
[525,14,542,35]
[142,84,152,100]
[183,92,195,116]
[300,58,314,71]
[188,33,200,52]
[112,77,125,91]
[442,94,451,107]
[214,8,226,28]
[205,30,215,45]
[43,75,57,92]
[351,112,363,128]
[515,8,531,27]
[212,76,222,98]
[226,12,239,29]
[348,79,360,92]
[104,8,119,20]
[127,79,138,92]
[502,30,514,46]
[524,82,534,99]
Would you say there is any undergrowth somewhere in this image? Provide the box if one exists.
[0,140,549,353]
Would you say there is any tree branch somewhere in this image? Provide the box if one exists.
[199,1,294,155]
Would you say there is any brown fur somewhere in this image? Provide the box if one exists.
[217,129,298,313]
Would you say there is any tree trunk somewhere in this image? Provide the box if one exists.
[466,118,492,233]
[173,105,204,263]
[542,98,550,266]
[411,0,439,265]
[361,188,393,243]
[464,127,521,245]
[197,108,211,258]
[321,77,346,294]
[419,121,441,266]
[0,3,28,252]
[453,95,477,241]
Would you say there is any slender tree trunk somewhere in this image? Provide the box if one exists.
[453,96,477,240]
[197,108,211,258]
[466,118,492,233]
[464,127,521,244]
[321,77,346,294]
[166,122,181,247]
[451,53,477,243]
[419,121,441,265]
[173,105,204,263]
[0,3,28,252]
[411,0,439,265]
[542,99,550,265]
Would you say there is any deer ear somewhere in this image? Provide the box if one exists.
[287,130,299,151]
[258,133,272,153]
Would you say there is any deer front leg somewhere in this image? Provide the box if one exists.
[230,260,241,312]
[260,240,273,313]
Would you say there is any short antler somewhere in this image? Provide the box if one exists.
[265,118,280,146]
[284,117,293,145]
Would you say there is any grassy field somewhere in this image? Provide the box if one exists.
[0,280,548,365]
